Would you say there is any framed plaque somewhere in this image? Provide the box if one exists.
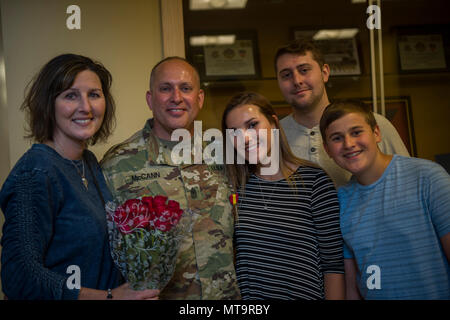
[396,25,450,73]
[292,28,362,76]
[186,30,261,81]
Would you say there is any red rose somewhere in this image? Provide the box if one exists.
[154,219,172,232]
[154,195,168,207]
[165,209,175,220]
[170,208,183,221]
[124,199,141,216]
[167,200,180,211]
[141,196,154,210]
[168,207,183,227]
[118,217,136,234]
[162,209,173,219]
[113,206,128,224]
[148,209,157,222]
[159,215,169,223]
[114,196,184,234]
[154,205,166,218]
[138,202,151,217]
[119,223,133,234]
[134,215,150,229]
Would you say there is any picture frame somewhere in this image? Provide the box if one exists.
[292,27,362,76]
[186,30,261,81]
[361,96,417,157]
[395,25,450,73]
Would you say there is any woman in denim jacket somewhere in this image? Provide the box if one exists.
[0,54,159,300]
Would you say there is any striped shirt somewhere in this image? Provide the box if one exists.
[235,166,344,300]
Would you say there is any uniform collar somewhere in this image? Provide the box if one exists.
[143,119,175,165]
[143,119,215,167]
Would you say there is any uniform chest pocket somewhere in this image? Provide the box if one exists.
[180,164,233,234]
[180,164,228,204]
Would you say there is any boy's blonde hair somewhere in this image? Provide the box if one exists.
[320,99,378,142]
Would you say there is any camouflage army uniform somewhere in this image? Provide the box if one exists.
[100,119,240,300]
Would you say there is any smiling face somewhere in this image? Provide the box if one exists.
[53,70,105,149]
[276,51,330,113]
[225,103,276,166]
[324,112,382,180]
[146,59,204,140]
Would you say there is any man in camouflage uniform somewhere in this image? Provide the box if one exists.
[100,57,240,299]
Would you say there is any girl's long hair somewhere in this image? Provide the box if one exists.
[221,91,317,192]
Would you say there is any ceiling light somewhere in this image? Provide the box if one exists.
[190,0,248,10]
[313,28,359,40]
[189,35,236,46]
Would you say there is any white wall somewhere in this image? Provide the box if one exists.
[0,0,164,299]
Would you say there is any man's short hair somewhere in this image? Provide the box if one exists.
[320,99,378,141]
[274,38,326,73]
[149,56,201,90]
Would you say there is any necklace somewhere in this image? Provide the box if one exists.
[52,141,88,190]
[70,158,88,190]
[257,179,276,210]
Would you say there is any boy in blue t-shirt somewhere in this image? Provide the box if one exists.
[319,100,450,299]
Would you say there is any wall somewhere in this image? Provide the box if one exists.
[184,0,450,161]
[1,0,162,171]
[0,3,7,301]
[0,0,163,299]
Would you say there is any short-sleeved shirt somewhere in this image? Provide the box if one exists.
[338,155,450,299]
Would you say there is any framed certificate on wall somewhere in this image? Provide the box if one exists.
[396,25,450,73]
[186,30,261,81]
[293,28,362,76]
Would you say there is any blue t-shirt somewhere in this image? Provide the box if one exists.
[338,155,450,299]
[0,144,121,299]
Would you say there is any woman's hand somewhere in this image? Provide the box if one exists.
[78,283,159,300]
[111,283,160,300]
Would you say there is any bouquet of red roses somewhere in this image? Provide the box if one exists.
[106,196,191,290]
